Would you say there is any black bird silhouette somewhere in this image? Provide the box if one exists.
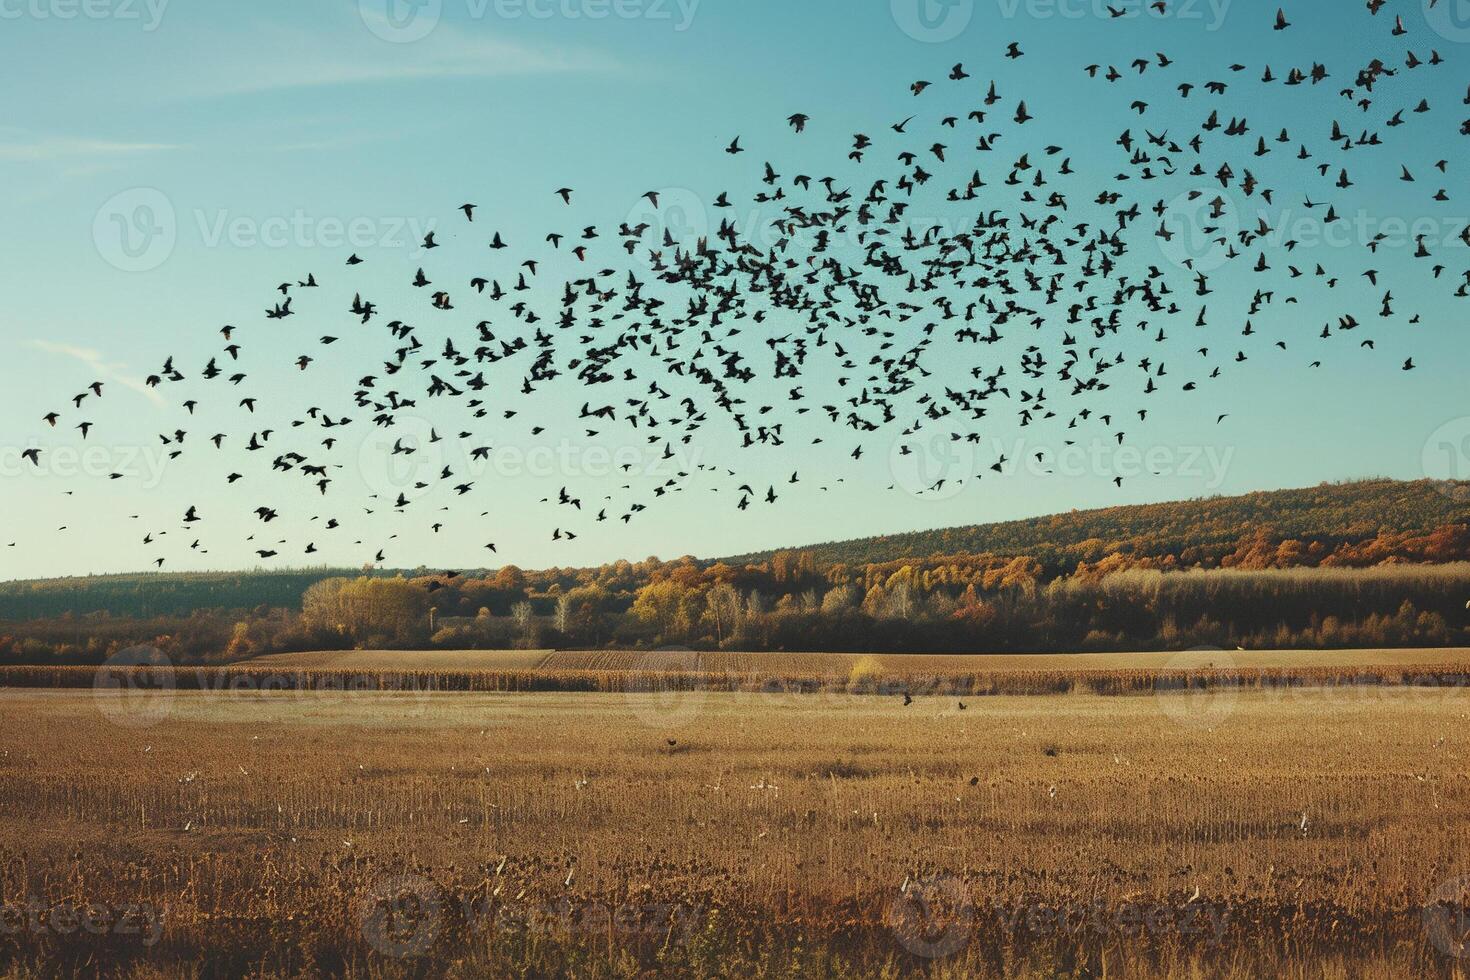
[19,2,1447,574]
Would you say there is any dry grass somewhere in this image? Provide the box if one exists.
[1,685,1469,977]
[197,646,1470,677]
[540,647,1470,672]
[5,649,1470,702]
[242,649,555,670]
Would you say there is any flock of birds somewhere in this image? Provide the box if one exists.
[18,2,1469,571]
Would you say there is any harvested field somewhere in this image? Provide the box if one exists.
[4,648,1470,701]
[241,649,554,670]
[538,646,1470,672]
[1,687,1469,977]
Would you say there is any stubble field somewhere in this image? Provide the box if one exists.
[1,680,1469,978]
[244,646,1470,673]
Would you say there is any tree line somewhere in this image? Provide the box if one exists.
[3,480,1468,664]
[4,556,1467,666]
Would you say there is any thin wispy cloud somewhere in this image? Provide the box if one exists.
[0,129,180,163]
[166,9,623,101]
[268,131,407,153]
[28,340,167,407]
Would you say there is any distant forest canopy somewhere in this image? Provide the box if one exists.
[2,478,1466,619]
[721,477,1470,567]
[3,479,1470,664]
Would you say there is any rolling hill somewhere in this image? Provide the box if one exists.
[1,478,1466,620]
[720,478,1470,568]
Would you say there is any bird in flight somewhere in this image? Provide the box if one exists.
[20,2,1455,573]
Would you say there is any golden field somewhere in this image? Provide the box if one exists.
[1,679,1469,978]
[536,646,1470,672]
[242,649,556,671]
[243,646,1470,672]
[5,648,1470,702]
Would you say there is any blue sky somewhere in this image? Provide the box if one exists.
[1,0,1467,579]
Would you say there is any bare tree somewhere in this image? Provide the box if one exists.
[511,601,535,646]
[554,594,571,635]
[706,583,742,646]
